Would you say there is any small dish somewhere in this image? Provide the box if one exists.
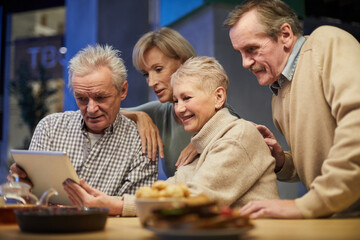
[14,206,109,233]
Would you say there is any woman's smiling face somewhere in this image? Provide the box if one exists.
[173,77,217,133]
[141,47,182,103]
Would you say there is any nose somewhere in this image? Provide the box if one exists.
[175,100,186,115]
[147,72,158,88]
[87,98,99,113]
[242,54,254,69]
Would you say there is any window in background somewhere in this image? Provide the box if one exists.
[8,6,65,153]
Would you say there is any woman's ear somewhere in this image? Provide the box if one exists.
[214,87,226,110]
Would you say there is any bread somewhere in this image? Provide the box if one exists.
[136,181,190,199]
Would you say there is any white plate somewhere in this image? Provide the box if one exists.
[146,225,253,240]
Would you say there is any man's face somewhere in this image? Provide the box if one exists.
[229,9,288,86]
[72,67,127,134]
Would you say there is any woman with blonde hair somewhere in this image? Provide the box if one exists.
[121,27,239,178]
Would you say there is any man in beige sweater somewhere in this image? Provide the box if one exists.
[225,0,360,218]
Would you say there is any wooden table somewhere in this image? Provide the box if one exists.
[0,217,359,240]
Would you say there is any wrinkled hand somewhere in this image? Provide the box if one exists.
[255,124,285,172]
[176,143,198,167]
[62,179,123,215]
[126,111,164,161]
[239,199,303,219]
[8,163,33,188]
[137,112,164,160]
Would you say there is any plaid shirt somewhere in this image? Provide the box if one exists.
[29,110,157,196]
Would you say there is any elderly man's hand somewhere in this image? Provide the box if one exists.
[255,124,285,172]
[239,199,303,219]
[62,179,123,215]
[7,163,33,188]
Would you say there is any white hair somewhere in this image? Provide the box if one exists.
[68,44,127,93]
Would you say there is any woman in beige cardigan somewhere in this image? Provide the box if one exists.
[63,56,279,216]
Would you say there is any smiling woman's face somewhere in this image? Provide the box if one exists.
[141,47,182,103]
[173,77,217,133]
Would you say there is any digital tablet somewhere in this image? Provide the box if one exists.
[10,149,80,206]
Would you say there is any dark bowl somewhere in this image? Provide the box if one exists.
[14,206,109,233]
[0,205,39,224]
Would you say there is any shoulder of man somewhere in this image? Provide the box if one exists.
[309,25,355,43]
[38,110,81,125]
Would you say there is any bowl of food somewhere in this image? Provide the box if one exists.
[135,181,190,225]
[14,206,109,233]
[144,199,253,239]
[146,201,251,230]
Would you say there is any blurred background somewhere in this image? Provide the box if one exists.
[0,0,359,198]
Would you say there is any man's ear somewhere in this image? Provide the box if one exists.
[279,23,294,51]
[119,81,128,101]
[214,87,226,110]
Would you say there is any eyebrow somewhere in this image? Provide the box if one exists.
[151,63,163,68]
[74,90,110,96]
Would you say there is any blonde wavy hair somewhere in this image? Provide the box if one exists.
[132,27,196,71]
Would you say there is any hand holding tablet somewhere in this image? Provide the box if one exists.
[10,150,80,206]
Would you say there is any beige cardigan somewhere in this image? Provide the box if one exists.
[273,26,360,218]
[122,108,279,216]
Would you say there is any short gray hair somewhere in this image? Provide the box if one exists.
[171,56,228,95]
[68,44,127,93]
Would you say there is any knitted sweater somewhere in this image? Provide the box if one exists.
[168,108,279,207]
[273,26,360,218]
